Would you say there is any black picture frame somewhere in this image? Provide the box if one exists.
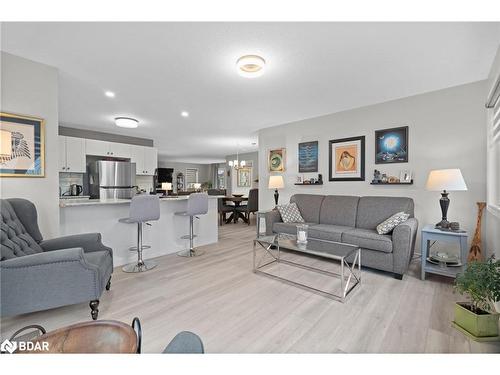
[329,136,365,181]
[375,126,409,164]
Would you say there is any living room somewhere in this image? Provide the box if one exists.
[1,1,500,373]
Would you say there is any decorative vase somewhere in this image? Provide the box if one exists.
[467,202,486,262]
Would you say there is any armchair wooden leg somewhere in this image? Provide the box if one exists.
[106,276,112,291]
[89,300,99,320]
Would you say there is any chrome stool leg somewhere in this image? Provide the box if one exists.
[123,222,158,272]
[177,216,205,257]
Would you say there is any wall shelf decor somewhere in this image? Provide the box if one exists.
[294,182,324,186]
[370,180,413,185]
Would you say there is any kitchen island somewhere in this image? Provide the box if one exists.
[60,196,220,267]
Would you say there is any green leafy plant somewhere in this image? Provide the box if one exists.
[454,257,500,314]
[201,181,213,190]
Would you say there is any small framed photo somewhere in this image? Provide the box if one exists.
[400,170,412,183]
[296,176,303,184]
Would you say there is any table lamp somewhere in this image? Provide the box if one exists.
[268,175,284,206]
[426,169,468,229]
[161,182,172,196]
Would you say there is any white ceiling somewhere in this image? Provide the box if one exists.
[1,22,499,163]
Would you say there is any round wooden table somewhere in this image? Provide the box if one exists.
[222,196,248,224]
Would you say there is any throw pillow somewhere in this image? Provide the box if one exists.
[376,211,410,235]
[277,202,305,224]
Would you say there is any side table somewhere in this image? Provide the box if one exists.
[420,224,468,280]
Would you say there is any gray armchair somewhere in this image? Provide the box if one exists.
[1,198,113,320]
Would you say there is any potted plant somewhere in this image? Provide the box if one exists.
[454,257,500,338]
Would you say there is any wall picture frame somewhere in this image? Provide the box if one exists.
[237,167,252,187]
[0,112,45,177]
[375,126,408,164]
[329,136,365,181]
[268,148,286,172]
[298,141,319,173]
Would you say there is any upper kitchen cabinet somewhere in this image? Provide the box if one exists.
[59,136,86,173]
[130,145,157,175]
[85,139,131,158]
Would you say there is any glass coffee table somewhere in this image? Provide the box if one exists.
[253,233,361,302]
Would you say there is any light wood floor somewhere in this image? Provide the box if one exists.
[2,219,499,353]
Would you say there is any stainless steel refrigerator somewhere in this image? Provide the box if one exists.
[88,160,136,199]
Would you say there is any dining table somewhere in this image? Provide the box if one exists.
[222,196,249,224]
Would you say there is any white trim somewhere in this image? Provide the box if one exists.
[487,204,500,219]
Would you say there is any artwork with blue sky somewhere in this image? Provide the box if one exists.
[375,126,408,164]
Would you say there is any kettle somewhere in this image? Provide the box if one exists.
[69,184,83,196]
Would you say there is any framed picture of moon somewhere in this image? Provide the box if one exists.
[375,126,408,164]
[0,112,45,177]
[329,136,365,181]
[268,148,286,172]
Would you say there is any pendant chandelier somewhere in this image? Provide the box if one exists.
[228,149,246,169]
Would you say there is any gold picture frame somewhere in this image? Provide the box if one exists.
[268,148,286,172]
[0,112,45,177]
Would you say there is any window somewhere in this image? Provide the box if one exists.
[217,167,225,189]
[487,74,500,216]
[185,168,198,189]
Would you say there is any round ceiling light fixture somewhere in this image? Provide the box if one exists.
[236,55,266,78]
[115,117,139,128]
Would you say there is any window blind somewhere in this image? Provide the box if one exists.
[185,168,198,185]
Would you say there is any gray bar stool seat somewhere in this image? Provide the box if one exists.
[119,195,160,272]
[175,193,208,257]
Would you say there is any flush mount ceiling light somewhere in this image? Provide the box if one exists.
[105,91,115,98]
[181,111,189,118]
[236,55,266,78]
[115,117,139,128]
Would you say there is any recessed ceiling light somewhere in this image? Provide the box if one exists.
[236,55,266,78]
[181,111,189,118]
[115,117,139,128]
[105,91,115,98]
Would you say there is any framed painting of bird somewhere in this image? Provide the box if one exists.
[329,136,365,181]
[0,112,45,177]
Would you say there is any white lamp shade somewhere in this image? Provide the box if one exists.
[240,160,246,167]
[268,175,284,189]
[426,169,468,191]
[161,182,172,191]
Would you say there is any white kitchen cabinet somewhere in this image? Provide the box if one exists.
[143,147,158,175]
[85,139,130,158]
[130,145,157,175]
[108,142,131,158]
[85,139,108,157]
[59,136,86,173]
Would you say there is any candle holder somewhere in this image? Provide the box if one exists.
[296,224,309,244]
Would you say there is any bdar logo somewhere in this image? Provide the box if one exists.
[1,339,17,354]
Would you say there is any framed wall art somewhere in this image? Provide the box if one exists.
[0,112,45,177]
[375,126,408,164]
[268,148,286,172]
[298,141,318,173]
[329,136,365,181]
[237,167,252,187]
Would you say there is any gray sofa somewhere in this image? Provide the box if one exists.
[265,194,418,279]
[1,198,113,319]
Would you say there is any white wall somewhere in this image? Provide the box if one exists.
[486,45,500,259]
[259,81,488,252]
[225,151,259,195]
[1,52,59,238]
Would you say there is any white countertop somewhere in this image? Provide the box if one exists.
[59,195,224,207]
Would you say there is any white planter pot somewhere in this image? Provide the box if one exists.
[494,301,500,314]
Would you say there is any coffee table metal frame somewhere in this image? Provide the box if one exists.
[253,234,361,302]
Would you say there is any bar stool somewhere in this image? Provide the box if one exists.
[175,193,208,257]
[119,195,160,272]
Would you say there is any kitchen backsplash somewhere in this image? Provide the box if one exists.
[59,172,84,196]
[136,175,154,192]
